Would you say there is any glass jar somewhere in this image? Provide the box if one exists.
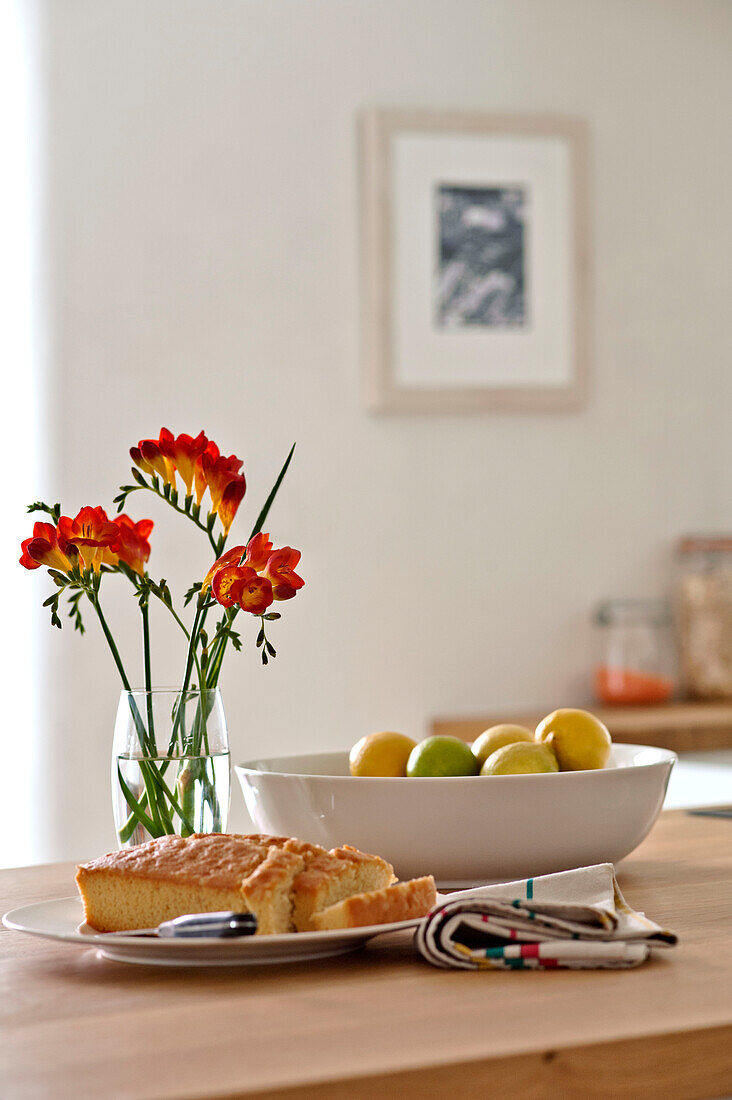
[112,688,230,848]
[676,535,732,700]
[593,599,676,706]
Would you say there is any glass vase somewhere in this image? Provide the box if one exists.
[112,688,230,849]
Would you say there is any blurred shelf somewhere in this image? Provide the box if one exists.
[431,701,732,753]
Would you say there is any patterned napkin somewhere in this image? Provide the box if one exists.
[416,864,677,970]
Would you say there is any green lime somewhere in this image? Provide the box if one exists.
[406,736,479,778]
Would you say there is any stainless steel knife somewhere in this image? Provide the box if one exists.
[101,911,258,938]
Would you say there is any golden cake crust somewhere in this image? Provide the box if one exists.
[77,833,287,891]
[241,848,305,904]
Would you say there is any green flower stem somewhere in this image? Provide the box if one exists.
[140,601,156,755]
[89,589,149,749]
[129,472,220,554]
[149,590,192,643]
[117,763,162,837]
[88,589,168,834]
[168,602,205,756]
[118,809,145,844]
[145,760,195,832]
[89,585,182,834]
[123,570,205,713]
[206,613,235,687]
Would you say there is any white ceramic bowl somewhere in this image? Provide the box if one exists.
[235,744,675,885]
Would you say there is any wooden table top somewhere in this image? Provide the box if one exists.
[2,811,732,1100]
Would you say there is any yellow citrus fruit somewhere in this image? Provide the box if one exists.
[480,742,559,776]
[471,724,534,766]
[406,736,479,777]
[349,731,417,777]
[534,708,612,771]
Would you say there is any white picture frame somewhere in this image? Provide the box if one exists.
[360,110,590,413]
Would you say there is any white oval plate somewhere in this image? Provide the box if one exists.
[2,897,431,967]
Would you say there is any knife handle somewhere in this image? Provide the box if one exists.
[156,911,258,938]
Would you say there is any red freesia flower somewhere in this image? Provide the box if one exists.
[202,451,244,511]
[244,532,273,572]
[205,537,302,613]
[107,515,154,575]
[262,547,304,601]
[19,521,78,573]
[158,430,208,497]
[58,506,120,572]
[201,545,247,592]
[211,564,255,608]
[238,573,273,614]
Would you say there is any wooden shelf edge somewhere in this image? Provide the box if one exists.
[432,702,732,753]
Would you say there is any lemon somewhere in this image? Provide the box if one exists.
[480,742,559,775]
[406,736,479,778]
[349,731,417,777]
[472,724,534,766]
[535,708,612,771]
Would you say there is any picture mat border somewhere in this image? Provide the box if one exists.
[360,110,591,413]
[394,134,570,388]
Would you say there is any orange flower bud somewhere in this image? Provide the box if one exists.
[135,429,176,486]
[130,446,156,477]
[194,441,219,505]
[217,475,247,536]
[158,429,208,497]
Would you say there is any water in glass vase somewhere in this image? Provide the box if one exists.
[115,752,231,846]
[112,688,230,848]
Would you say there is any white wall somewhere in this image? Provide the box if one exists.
[18,0,732,862]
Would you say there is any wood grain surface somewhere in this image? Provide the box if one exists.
[2,811,731,1099]
[432,701,732,752]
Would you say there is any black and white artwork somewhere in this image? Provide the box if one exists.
[435,185,528,328]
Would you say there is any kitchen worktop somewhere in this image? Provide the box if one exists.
[1,811,731,1099]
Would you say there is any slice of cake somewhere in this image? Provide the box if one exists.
[76,833,295,933]
[311,876,436,931]
[240,847,305,934]
[291,845,395,932]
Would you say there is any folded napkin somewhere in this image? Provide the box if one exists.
[416,864,677,970]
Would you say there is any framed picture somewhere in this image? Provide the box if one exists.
[360,110,590,412]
